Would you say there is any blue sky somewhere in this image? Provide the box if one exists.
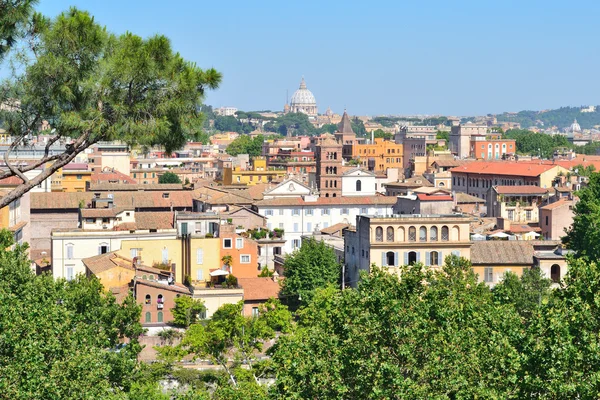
[35,0,600,116]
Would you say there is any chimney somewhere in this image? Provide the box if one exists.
[272,270,279,282]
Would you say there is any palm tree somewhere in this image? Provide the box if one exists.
[221,255,233,273]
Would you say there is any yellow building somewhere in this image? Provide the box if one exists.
[223,157,286,186]
[351,138,403,172]
[51,163,92,192]
[117,237,221,286]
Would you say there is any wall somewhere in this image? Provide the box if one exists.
[189,238,220,285]
[118,238,182,278]
[138,283,179,325]
[95,265,135,289]
[540,202,574,240]
[191,287,244,318]
[219,230,260,279]
[30,210,79,251]
[341,173,376,196]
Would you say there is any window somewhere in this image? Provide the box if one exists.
[307,222,312,232]
[419,226,427,242]
[375,227,383,242]
[292,209,300,216]
[236,238,243,249]
[162,193,169,199]
[408,226,416,242]
[430,226,438,241]
[321,209,330,216]
[441,226,449,241]
[386,251,396,266]
[252,307,260,317]
[240,254,251,263]
[157,294,163,304]
[430,251,439,266]
[196,248,204,264]
[157,312,163,323]
[293,223,299,232]
[484,267,494,283]
[223,239,232,249]
[265,209,274,216]
[102,218,109,224]
[386,227,394,242]
[545,215,549,226]
[551,264,561,283]
[305,209,313,216]
[66,266,74,281]
[361,207,368,214]
[162,248,169,264]
[130,248,139,259]
[196,269,204,281]
[66,244,74,259]
[407,251,417,265]
[526,210,532,221]
[279,209,284,215]
[99,243,109,255]
[507,210,514,220]
[85,218,95,223]
[341,208,349,215]
[145,294,151,305]
[76,174,82,180]
[292,239,300,249]
[356,180,362,192]
[145,312,151,323]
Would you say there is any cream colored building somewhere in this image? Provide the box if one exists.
[344,214,474,287]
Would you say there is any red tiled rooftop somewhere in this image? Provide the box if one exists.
[416,193,453,201]
[238,277,280,301]
[450,161,561,177]
[255,195,397,207]
[540,199,573,210]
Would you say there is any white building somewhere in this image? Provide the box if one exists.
[341,168,376,196]
[215,107,238,117]
[254,195,397,255]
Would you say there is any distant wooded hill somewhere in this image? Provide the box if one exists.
[496,106,600,130]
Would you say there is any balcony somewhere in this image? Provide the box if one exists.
[157,303,164,310]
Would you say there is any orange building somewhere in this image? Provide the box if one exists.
[219,225,260,279]
[469,135,517,160]
[352,138,403,172]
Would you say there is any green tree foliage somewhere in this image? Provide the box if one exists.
[497,106,600,130]
[564,173,600,260]
[0,230,143,399]
[263,112,316,136]
[270,256,523,399]
[0,0,37,60]
[572,163,596,176]
[317,123,338,134]
[0,7,220,208]
[504,129,570,158]
[372,129,392,140]
[436,130,449,142]
[351,117,367,136]
[279,237,341,309]
[225,135,264,157]
[492,267,551,320]
[158,171,182,184]
[171,296,206,328]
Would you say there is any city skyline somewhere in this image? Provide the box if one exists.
[34,0,600,116]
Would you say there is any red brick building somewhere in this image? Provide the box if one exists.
[238,276,280,317]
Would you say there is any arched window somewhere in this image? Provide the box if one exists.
[451,225,460,241]
[375,227,383,242]
[157,312,163,323]
[430,251,439,266]
[145,294,151,305]
[419,226,427,242]
[397,227,405,241]
[149,274,154,280]
[325,180,329,188]
[430,226,438,241]
[408,251,417,265]
[157,294,163,304]
[145,312,151,323]
[551,264,561,282]
[142,275,147,280]
[441,226,449,241]
[384,227,393,242]
[356,180,362,192]
[386,251,395,266]
[408,226,416,242]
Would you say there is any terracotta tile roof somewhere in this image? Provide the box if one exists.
[81,208,128,218]
[471,241,534,265]
[416,193,453,201]
[320,223,350,235]
[450,161,561,177]
[0,176,24,186]
[432,159,472,168]
[63,163,89,171]
[88,183,184,191]
[555,186,572,193]
[83,252,135,275]
[238,277,280,301]
[134,212,174,230]
[136,279,191,295]
[455,192,485,203]
[91,170,136,184]
[111,284,132,303]
[255,195,398,207]
[540,199,573,210]
[508,225,542,234]
[494,185,549,195]
[31,191,193,210]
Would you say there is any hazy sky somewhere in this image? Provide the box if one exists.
[35,0,600,116]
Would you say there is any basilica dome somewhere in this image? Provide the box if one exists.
[289,77,317,116]
[570,118,581,133]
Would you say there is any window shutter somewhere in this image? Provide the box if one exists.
[439,251,443,265]
[98,246,102,255]
[452,250,460,257]
[416,252,421,263]
[381,252,386,267]
[197,248,204,264]
[394,252,399,266]
[425,251,430,266]
[404,252,409,266]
